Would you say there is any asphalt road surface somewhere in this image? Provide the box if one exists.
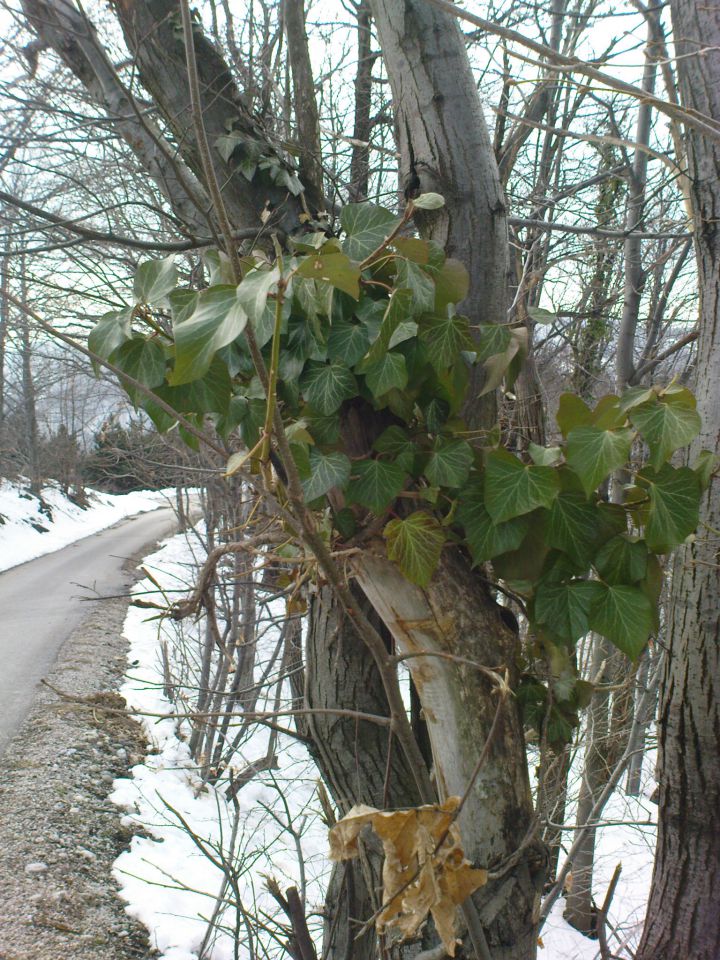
[0,506,178,756]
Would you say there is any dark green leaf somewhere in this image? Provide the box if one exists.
[589,583,653,659]
[363,289,413,365]
[297,252,360,299]
[341,203,400,261]
[566,426,633,495]
[484,449,560,522]
[637,464,701,553]
[347,459,406,513]
[88,308,133,361]
[557,393,592,438]
[384,511,444,587]
[134,256,177,305]
[363,352,408,396]
[170,285,248,385]
[327,319,370,366]
[300,361,357,415]
[112,338,166,389]
[302,449,351,502]
[419,313,474,371]
[535,580,603,643]
[374,426,417,472]
[333,507,357,539]
[545,493,601,565]
[594,534,648,585]
[156,357,231,416]
[456,486,529,563]
[629,394,701,469]
[424,438,473,488]
[395,259,435,314]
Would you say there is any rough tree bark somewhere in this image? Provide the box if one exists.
[637,3,720,958]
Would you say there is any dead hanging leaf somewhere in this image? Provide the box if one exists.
[328,796,487,956]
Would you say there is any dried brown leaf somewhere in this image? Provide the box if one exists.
[328,797,487,955]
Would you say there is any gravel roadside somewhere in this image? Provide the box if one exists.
[0,560,156,959]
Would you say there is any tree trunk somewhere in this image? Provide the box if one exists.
[349,1,374,202]
[304,585,423,960]
[355,551,541,960]
[637,3,720,957]
[368,0,509,431]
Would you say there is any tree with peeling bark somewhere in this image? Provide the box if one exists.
[2,0,717,958]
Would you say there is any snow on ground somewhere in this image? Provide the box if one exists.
[112,529,327,960]
[113,526,657,960]
[0,477,170,572]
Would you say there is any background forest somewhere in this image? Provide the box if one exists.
[0,0,718,958]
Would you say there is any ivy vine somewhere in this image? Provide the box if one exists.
[89,195,711,744]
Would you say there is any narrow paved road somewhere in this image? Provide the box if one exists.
[0,507,178,755]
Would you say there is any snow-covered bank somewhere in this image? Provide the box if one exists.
[0,478,171,572]
[111,529,326,960]
[112,527,656,960]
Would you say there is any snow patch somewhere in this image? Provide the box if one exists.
[0,478,170,572]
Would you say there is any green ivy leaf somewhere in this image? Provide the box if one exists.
[363,352,408,396]
[535,580,603,643]
[134,256,177,305]
[302,449,351,502]
[694,449,719,491]
[527,306,556,325]
[374,426,417,472]
[618,385,656,413]
[419,313,474,371]
[341,203,400,261]
[305,411,340,445]
[111,338,166,389]
[528,443,562,466]
[629,393,701,469]
[424,438,473,488]
[545,493,602,566]
[384,511,444,587]
[589,583,653,659]
[236,265,280,325]
[88,308,133,361]
[456,486,529,564]
[170,285,248,385]
[557,393,592,438]
[594,534,648,585]
[300,361,357,415]
[484,449,560,522]
[297,252,360,299]
[363,289,414,365]
[327,319,370,366]
[347,459,406,513]
[637,464,701,553]
[395,259,435,314]
[566,426,633,496]
[433,258,469,310]
[156,357,231,416]
[411,192,445,211]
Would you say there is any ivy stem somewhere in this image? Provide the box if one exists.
[261,278,288,468]
[358,201,415,271]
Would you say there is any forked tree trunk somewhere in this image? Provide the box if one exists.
[355,551,541,960]
[637,3,720,957]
